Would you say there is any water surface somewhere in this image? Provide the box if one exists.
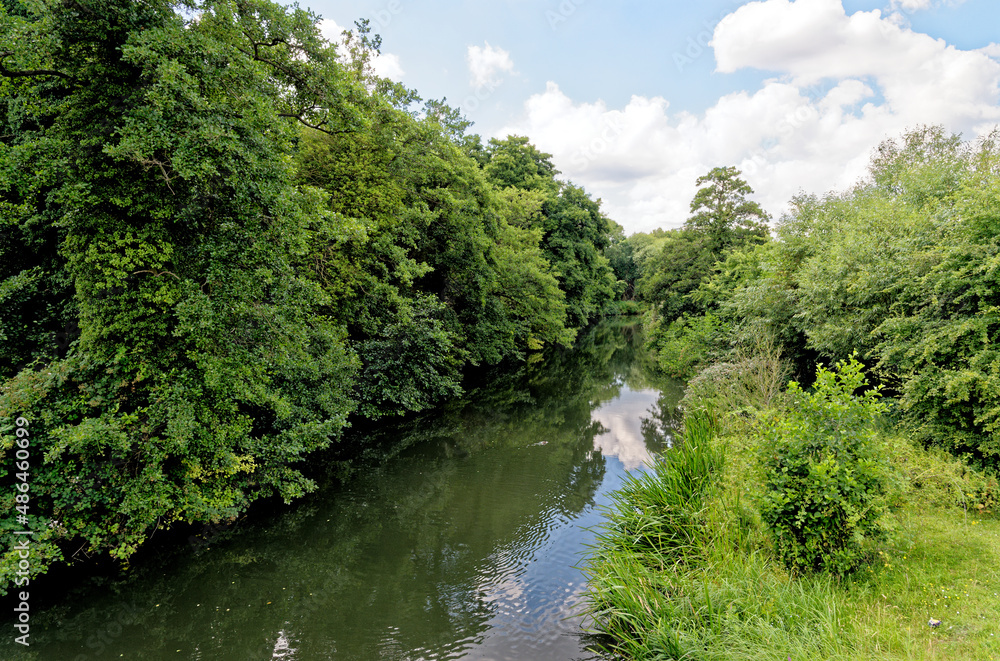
[3,321,683,661]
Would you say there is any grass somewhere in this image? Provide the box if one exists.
[582,414,1000,660]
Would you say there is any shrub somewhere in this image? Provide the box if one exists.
[646,312,727,379]
[681,334,791,426]
[759,356,894,576]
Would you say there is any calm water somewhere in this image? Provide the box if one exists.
[4,321,683,661]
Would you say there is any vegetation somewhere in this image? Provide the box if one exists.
[2,2,998,656]
[581,127,1000,659]
[583,349,1000,661]
[635,166,769,375]
[759,356,894,576]
[636,126,1000,466]
[0,0,624,591]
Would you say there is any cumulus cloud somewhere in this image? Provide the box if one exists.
[371,53,404,81]
[317,17,346,43]
[467,42,515,88]
[892,0,931,10]
[499,0,1000,234]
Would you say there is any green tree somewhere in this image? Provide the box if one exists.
[0,0,361,588]
[481,137,619,330]
[295,102,576,416]
[636,229,715,320]
[638,167,770,325]
[685,166,770,253]
[604,221,640,301]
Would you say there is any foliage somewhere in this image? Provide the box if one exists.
[480,136,620,330]
[871,135,1000,462]
[645,311,727,379]
[635,228,716,320]
[685,165,770,253]
[656,128,1000,465]
[680,333,792,426]
[636,167,770,350]
[0,0,613,591]
[759,356,894,576]
[0,0,370,585]
[603,220,640,300]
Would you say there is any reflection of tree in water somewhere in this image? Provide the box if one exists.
[640,388,685,454]
[4,319,666,661]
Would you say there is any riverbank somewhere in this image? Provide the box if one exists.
[582,358,1000,660]
[0,320,683,660]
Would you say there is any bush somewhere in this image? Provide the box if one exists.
[680,334,791,427]
[759,356,894,576]
[646,312,726,379]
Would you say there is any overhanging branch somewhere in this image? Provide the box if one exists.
[0,51,74,82]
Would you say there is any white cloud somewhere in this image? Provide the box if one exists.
[499,0,1000,234]
[317,18,347,45]
[890,0,966,12]
[892,0,932,10]
[317,18,404,82]
[371,53,405,81]
[467,42,515,89]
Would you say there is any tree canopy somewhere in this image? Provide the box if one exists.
[0,0,622,591]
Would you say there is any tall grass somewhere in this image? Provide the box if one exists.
[581,354,1000,660]
[582,412,724,659]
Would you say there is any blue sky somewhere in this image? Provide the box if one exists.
[307,0,1000,233]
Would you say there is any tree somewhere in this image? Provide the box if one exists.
[483,135,560,195]
[295,100,576,416]
[604,221,640,301]
[637,167,770,324]
[480,137,619,330]
[685,166,770,252]
[636,229,715,320]
[0,0,361,588]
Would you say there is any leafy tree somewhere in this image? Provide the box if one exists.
[483,135,560,194]
[638,167,770,326]
[604,221,640,301]
[295,100,576,416]
[693,128,1000,464]
[685,166,770,253]
[636,229,715,320]
[480,136,619,330]
[0,0,361,587]
[872,131,1000,461]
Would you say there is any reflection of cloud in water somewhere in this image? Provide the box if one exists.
[591,387,663,470]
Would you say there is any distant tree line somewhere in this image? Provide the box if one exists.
[631,126,1000,469]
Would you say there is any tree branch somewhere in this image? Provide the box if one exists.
[0,52,74,82]
[277,112,354,136]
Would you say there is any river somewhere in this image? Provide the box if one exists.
[3,320,684,661]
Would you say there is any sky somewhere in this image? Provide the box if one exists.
[306,0,1000,234]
